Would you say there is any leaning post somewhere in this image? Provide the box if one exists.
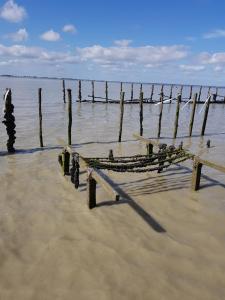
[173,94,181,139]
[157,90,164,138]
[189,93,198,137]
[38,88,44,147]
[201,95,211,136]
[118,91,125,142]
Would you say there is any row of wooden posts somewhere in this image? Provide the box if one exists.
[37,87,211,149]
[61,79,224,103]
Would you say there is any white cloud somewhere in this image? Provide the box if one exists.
[77,44,187,66]
[203,29,225,39]
[199,52,225,64]
[40,30,60,42]
[179,64,205,71]
[62,24,77,33]
[6,28,28,42]
[114,39,132,47]
[0,0,26,22]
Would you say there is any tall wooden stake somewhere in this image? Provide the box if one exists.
[67,89,72,145]
[118,92,125,142]
[62,79,66,103]
[189,93,197,137]
[150,84,154,102]
[173,94,181,139]
[131,83,134,101]
[78,80,82,102]
[189,85,193,100]
[139,91,144,136]
[92,80,95,103]
[198,86,202,102]
[105,81,108,102]
[157,91,164,138]
[201,95,211,136]
[38,88,44,147]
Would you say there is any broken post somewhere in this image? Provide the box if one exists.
[87,170,97,209]
[191,158,202,191]
[139,91,144,136]
[78,80,82,102]
[62,149,70,175]
[67,89,72,145]
[2,89,16,153]
[92,80,95,103]
[198,86,202,102]
[105,81,108,102]
[189,93,198,137]
[62,79,66,103]
[201,95,211,136]
[173,94,181,139]
[38,88,44,147]
[157,91,164,138]
[118,91,125,142]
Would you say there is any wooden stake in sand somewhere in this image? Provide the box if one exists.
[201,95,211,136]
[38,88,44,147]
[78,80,82,102]
[157,91,164,138]
[62,79,66,103]
[198,86,202,102]
[191,158,202,191]
[105,81,108,102]
[131,83,134,101]
[189,93,198,137]
[87,171,97,209]
[139,91,144,136]
[118,91,125,142]
[173,94,181,139]
[189,85,193,100]
[92,80,95,103]
[67,89,72,145]
[150,84,154,102]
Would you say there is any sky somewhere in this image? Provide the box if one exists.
[0,0,225,85]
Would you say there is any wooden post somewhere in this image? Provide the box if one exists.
[140,83,143,94]
[173,94,181,139]
[215,87,218,102]
[62,79,66,103]
[150,84,154,102]
[78,80,82,102]
[139,91,144,136]
[180,85,183,100]
[131,83,134,101]
[62,149,70,175]
[120,82,123,94]
[38,88,44,147]
[118,91,125,142]
[67,89,72,145]
[157,91,164,138]
[87,171,97,209]
[201,95,211,136]
[169,84,173,103]
[160,85,164,102]
[105,81,108,102]
[189,93,198,137]
[92,80,95,103]
[146,143,153,157]
[198,86,202,102]
[191,158,202,191]
[207,86,211,98]
[189,85,193,100]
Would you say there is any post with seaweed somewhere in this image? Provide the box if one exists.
[2,89,16,153]
[118,91,125,142]
[189,93,198,137]
[139,91,144,136]
[78,80,82,102]
[105,81,108,102]
[201,95,211,136]
[157,90,164,138]
[131,83,134,101]
[173,94,181,139]
[38,88,44,147]
[62,79,66,103]
[92,80,95,103]
[67,89,72,145]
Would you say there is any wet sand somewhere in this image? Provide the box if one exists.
[0,78,225,299]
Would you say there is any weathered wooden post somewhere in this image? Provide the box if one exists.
[78,80,82,102]
[38,88,44,147]
[198,86,202,102]
[189,93,198,137]
[131,83,134,101]
[169,84,173,103]
[140,83,143,94]
[92,80,95,103]
[179,85,183,100]
[160,85,164,102]
[2,89,16,153]
[201,95,211,136]
[120,82,123,94]
[215,87,218,102]
[191,158,202,191]
[173,94,181,139]
[62,79,66,103]
[189,85,193,100]
[105,81,108,102]
[157,91,164,138]
[146,143,153,157]
[207,86,211,98]
[87,170,97,209]
[67,89,72,145]
[139,91,144,136]
[118,91,125,142]
[150,84,154,102]
[61,149,70,175]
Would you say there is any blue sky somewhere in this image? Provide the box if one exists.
[0,0,225,85]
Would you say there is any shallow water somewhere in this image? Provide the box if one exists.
[0,77,225,300]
